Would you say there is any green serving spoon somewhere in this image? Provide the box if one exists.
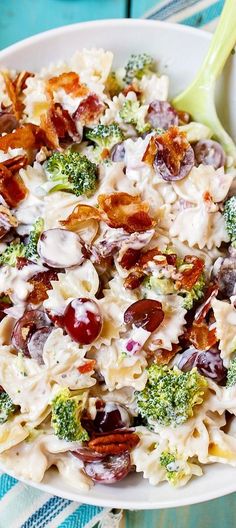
[172,0,236,161]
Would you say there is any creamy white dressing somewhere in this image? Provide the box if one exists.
[0,263,45,304]
[38,229,83,268]
[72,299,100,325]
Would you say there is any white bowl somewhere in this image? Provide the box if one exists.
[0,19,236,509]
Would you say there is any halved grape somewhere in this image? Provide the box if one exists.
[38,229,84,268]
[63,298,102,345]
[12,310,51,355]
[153,145,195,181]
[124,299,164,332]
[111,142,126,162]
[83,452,131,483]
[178,347,227,384]
[27,327,52,364]
[71,447,106,463]
[147,100,178,130]
[93,402,131,433]
[194,139,226,169]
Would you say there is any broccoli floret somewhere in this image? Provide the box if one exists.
[119,100,151,134]
[226,357,236,387]
[45,151,97,197]
[25,217,44,259]
[0,241,26,267]
[0,391,17,424]
[51,388,89,442]
[160,451,185,486]
[124,53,155,84]
[143,275,176,295]
[224,196,236,247]
[136,364,207,427]
[180,273,206,310]
[86,124,124,151]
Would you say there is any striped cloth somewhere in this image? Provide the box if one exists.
[144,0,224,31]
[0,1,224,526]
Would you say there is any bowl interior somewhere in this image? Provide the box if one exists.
[0,19,235,508]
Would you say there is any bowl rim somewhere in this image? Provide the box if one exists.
[0,18,211,60]
[1,18,235,510]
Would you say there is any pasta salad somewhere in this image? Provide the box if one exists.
[0,48,235,490]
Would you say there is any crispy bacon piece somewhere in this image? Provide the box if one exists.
[142,126,194,181]
[78,359,96,374]
[2,71,33,120]
[148,343,181,365]
[98,192,154,234]
[60,204,101,231]
[123,247,177,290]
[0,124,38,152]
[48,72,89,98]
[40,103,80,149]
[27,269,58,305]
[73,94,104,125]
[0,163,28,207]
[119,248,141,270]
[176,255,204,291]
[195,283,219,323]
[188,321,218,351]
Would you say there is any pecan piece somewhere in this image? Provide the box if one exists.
[88,431,139,455]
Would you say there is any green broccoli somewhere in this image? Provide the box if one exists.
[179,273,206,310]
[51,388,89,442]
[143,275,176,295]
[119,100,151,134]
[136,364,207,427]
[124,53,155,84]
[226,357,236,387]
[0,391,17,424]
[45,151,97,197]
[223,196,236,247]
[85,124,124,152]
[25,217,44,259]
[0,241,26,267]
[160,451,185,486]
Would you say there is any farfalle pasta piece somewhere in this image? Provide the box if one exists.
[0,430,92,489]
[43,260,100,315]
[70,48,113,97]
[0,418,29,454]
[145,295,187,352]
[139,74,169,104]
[95,339,148,391]
[212,298,236,367]
[23,75,50,125]
[170,203,229,249]
[100,91,136,126]
[43,329,96,389]
[172,164,234,205]
[131,426,202,487]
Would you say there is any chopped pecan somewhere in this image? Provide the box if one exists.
[88,431,139,455]
[3,154,28,173]
[0,205,18,238]
[27,269,58,304]
[0,124,39,152]
[0,105,19,134]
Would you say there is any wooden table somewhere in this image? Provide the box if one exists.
[0,1,235,526]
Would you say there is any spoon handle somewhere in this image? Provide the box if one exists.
[198,0,236,83]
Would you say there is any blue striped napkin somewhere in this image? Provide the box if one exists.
[0,1,224,526]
